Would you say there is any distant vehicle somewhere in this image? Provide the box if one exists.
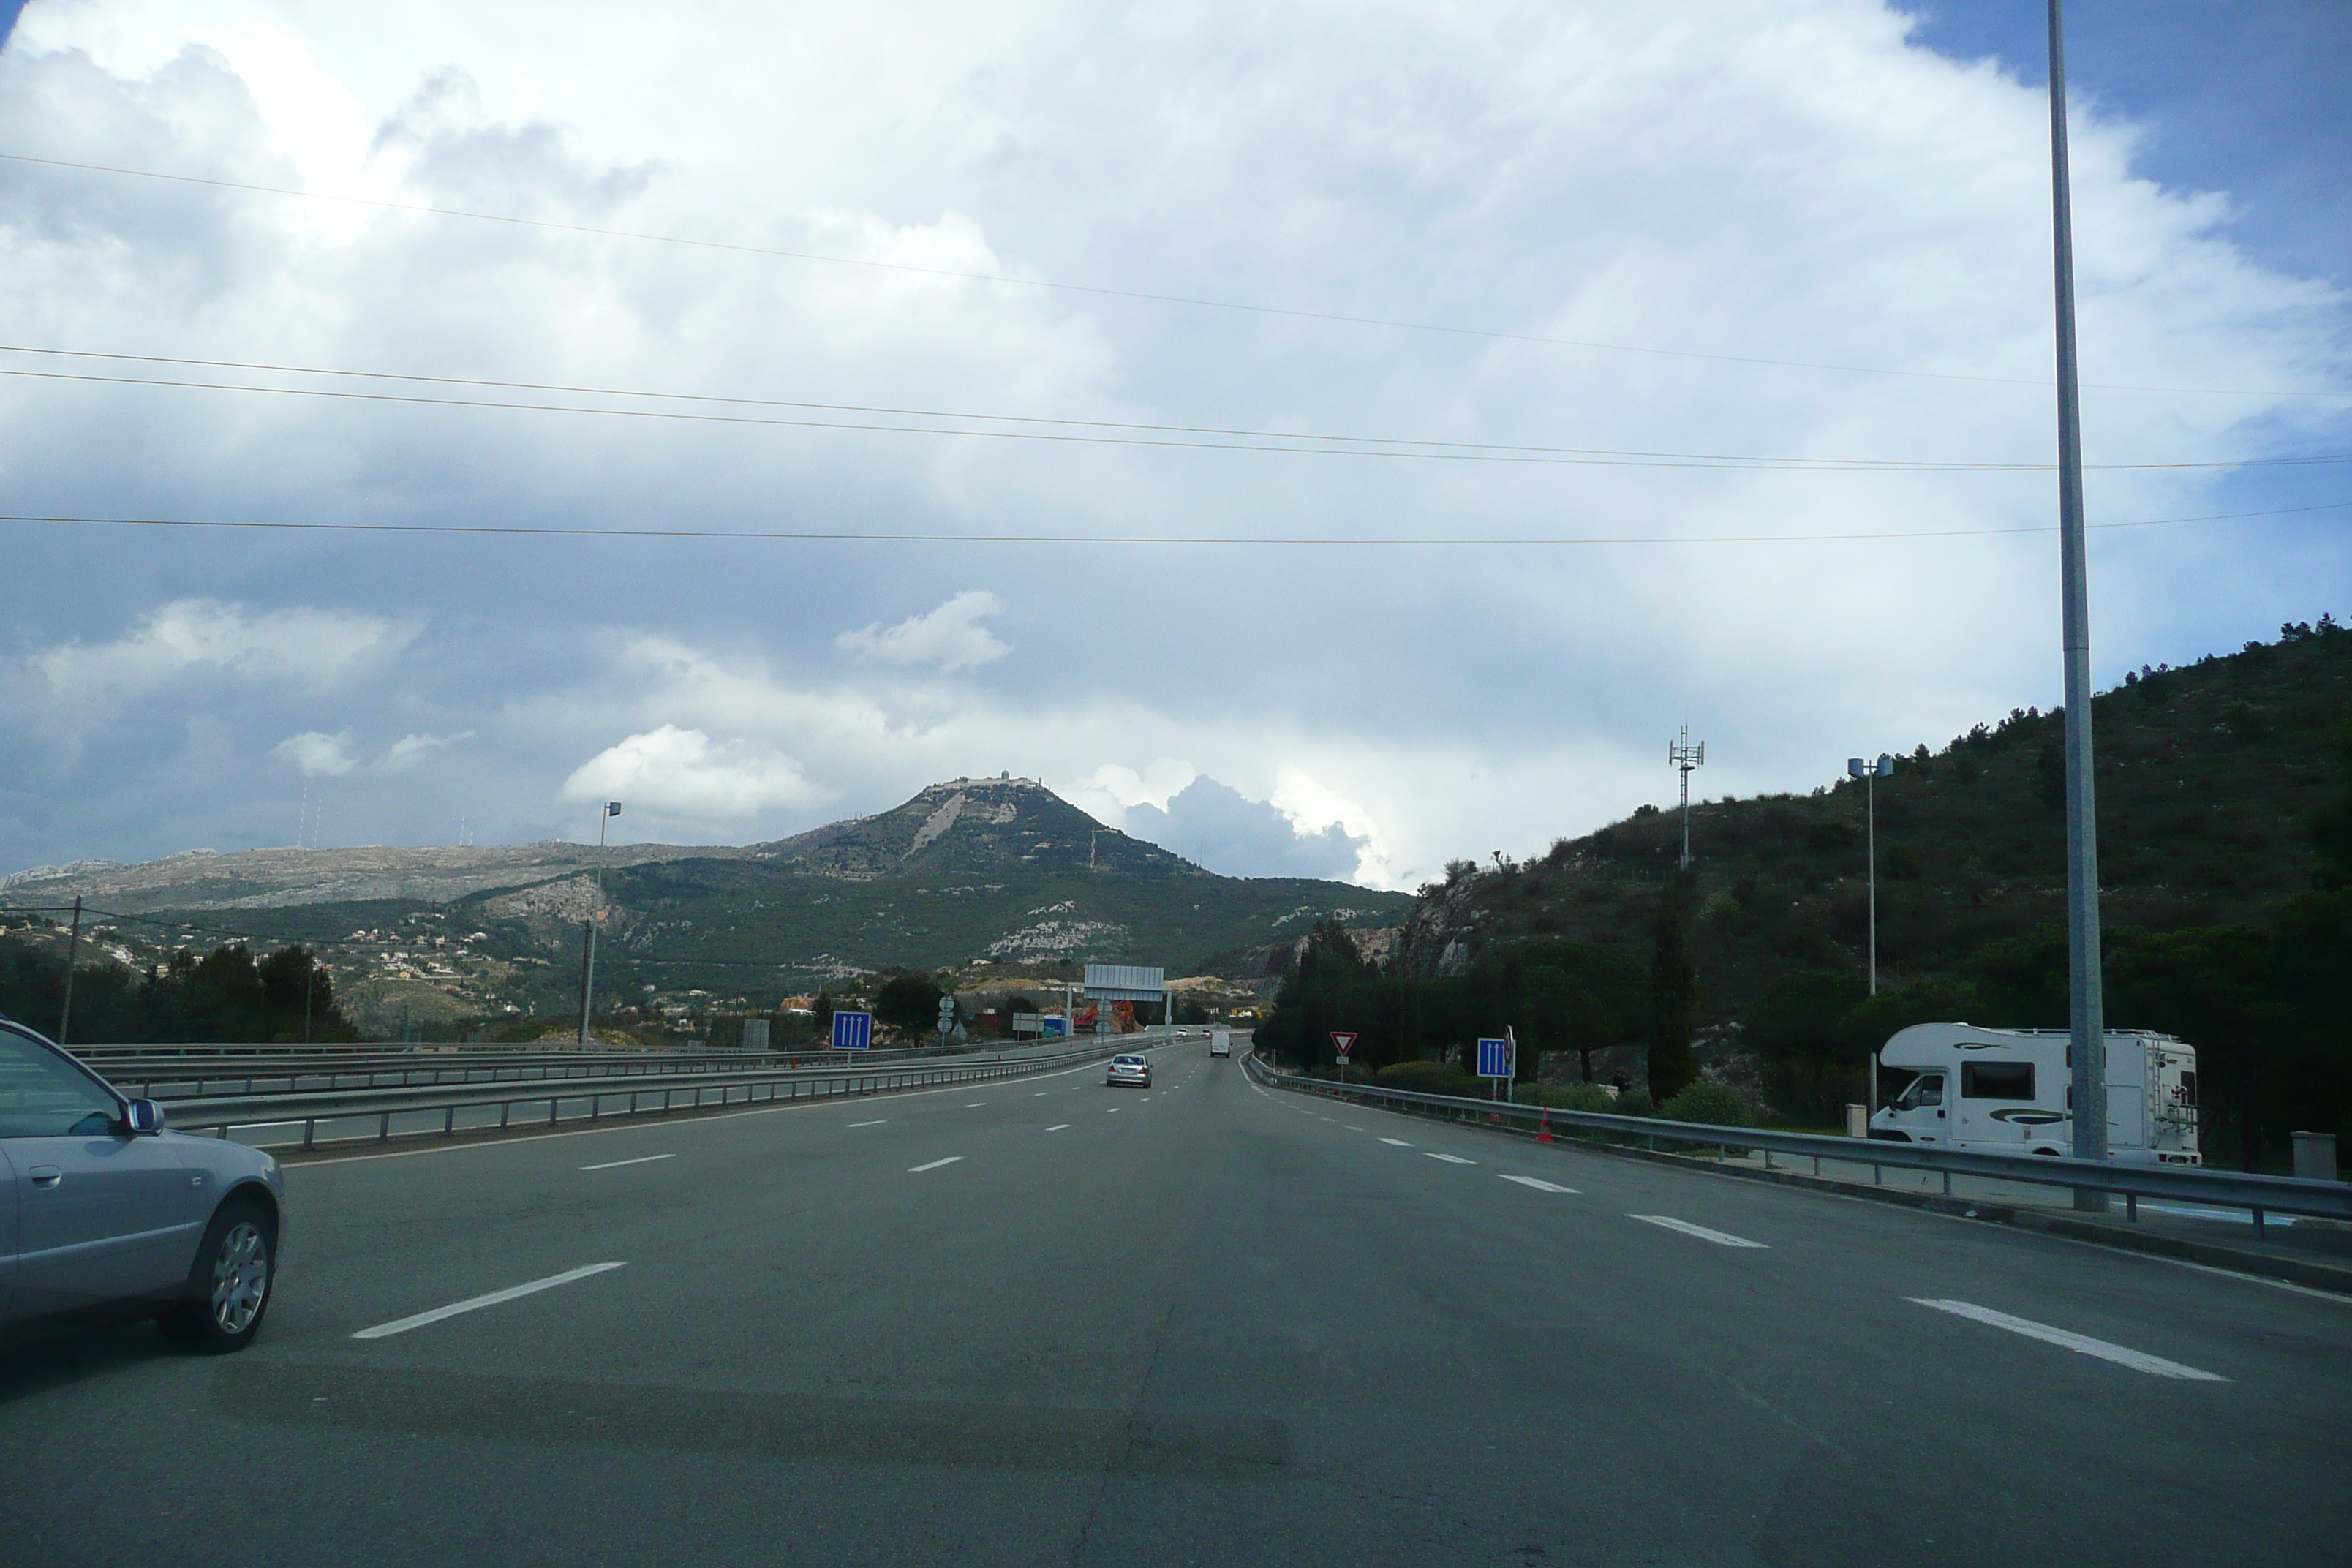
[1870,1022,2200,1165]
[1210,1030,1232,1058]
[0,1018,287,1349]
[1105,1054,1152,1088]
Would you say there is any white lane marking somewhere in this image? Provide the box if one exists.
[353,1262,626,1340]
[1499,1175,1578,1194]
[1631,1215,1768,1248]
[965,1102,988,1108]
[1047,1123,1071,1131]
[909,1156,965,1173]
[1346,1126,1366,1131]
[1107,1107,1122,1113]
[1379,1137,1414,1147]
[578,1153,674,1172]
[1035,1092,1049,1097]
[1909,1299,2227,1381]
[847,1120,886,1128]
[1424,1152,1477,1165]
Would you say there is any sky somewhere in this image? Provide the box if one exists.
[1,0,2346,892]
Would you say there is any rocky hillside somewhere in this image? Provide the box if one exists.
[1395,617,2352,1022]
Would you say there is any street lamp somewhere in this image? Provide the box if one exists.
[1847,753,1893,1121]
[578,801,621,1044]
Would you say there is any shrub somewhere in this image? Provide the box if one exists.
[1613,1088,1655,1117]
[1662,1079,1754,1127]
[1378,1060,1482,1096]
[1512,1081,1619,1113]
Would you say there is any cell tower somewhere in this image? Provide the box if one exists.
[1669,725,1705,870]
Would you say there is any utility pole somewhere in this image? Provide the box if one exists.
[1669,727,1705,871]
[579,801,621,1045]
[2048,0,2107,1200]
[1848,753,1893,1120]
[57,896,83,1044]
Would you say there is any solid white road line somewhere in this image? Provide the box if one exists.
[1379,1137,1414,1147]
[1631,1215,1768,1248]
[1424,1152,1477,1165]
[579,1153,674,1172]
[1908,1299,2228,1380]
[1047,1123,1071,1131]
[1499,1175,1578,1194]
[847,1120,887,1128]
[909,1156,965,1173]
[352,1262,627,1340]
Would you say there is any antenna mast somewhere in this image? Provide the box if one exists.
[1669,726,1706,871]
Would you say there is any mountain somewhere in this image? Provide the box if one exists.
[1395,618,2352,1022]
[1,775,1411,1034]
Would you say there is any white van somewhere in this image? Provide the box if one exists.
[1870,1022,2201,1166]
[1210,1029,1232,1058]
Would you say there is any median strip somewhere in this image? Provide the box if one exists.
[352,1262,627,1340]
[1908,1298,2226,1380]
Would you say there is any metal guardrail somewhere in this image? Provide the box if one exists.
[1245,1052,2352,1232]
[94,1041,1025,1100]
[171,1039,1138,1152]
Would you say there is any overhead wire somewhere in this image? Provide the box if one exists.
[3,353,2345,475]
[4,499,2344,547]
[5,150,2348,402]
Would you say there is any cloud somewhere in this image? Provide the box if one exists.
[834,592,1011,673]
[559,725,822,825]
[382,730,474,770]
[1126,776,1367,881]
[273,730,357,777]
[34,600,415,709]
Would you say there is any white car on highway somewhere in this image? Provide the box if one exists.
[1104,1053,1152,1088]
[0,1017,286,1352]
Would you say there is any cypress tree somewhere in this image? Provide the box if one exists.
[1647,896,1697,1101]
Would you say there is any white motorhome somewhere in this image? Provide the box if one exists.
[1869,1022,2201,1166]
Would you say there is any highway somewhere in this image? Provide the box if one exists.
[4,1036,2346,1567]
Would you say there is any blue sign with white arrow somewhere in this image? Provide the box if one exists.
[831,1010,873,1052]
[1475,1036,1514,1079]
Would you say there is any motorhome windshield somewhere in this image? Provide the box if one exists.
[1891,1073,1944,1111]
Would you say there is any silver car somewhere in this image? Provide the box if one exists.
[1104,1053,1152,1088]
[0,1018,285,1352]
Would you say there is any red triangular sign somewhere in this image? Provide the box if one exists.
[1330,1031,1358,1055]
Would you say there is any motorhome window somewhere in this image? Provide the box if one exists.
[1962,1062,2034,1100]
[1893,1074,1944,1110]
[2177,1071,2198,1107]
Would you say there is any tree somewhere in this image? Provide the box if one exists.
[873,972,945,1042]
[1000,994,1041,1035]
[1746,970,1867,1123]
[1646,895,1698,1101]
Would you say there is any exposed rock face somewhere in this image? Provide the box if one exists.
[751,776,1202,881]
[1393,872,1482,979]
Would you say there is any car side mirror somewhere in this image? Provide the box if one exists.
[124,1098,165,1135]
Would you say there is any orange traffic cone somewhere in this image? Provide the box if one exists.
[1538,1106,1554,1143]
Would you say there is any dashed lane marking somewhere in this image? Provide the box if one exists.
[1047,1123,1071,1131]
[1379,1137,1414,1147]
[1630,1215,1768,1248]
[1424,1152,1476,1165]
[1909,1299,2226,1381]
[1499,1175,1578,1194]
[909,1156,965,1173]
[847,1120,886,1128]
[353,1262,626,1340]
[579,1153,674,1171]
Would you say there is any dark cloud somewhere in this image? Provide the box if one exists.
[1127,777,1364,881]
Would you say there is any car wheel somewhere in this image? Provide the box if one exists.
[162,1197,276,1354]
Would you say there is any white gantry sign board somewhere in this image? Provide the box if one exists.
[1083,964,1167,1001]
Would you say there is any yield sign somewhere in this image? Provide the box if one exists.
[1330,1031,1358,1059]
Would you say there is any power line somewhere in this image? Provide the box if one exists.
[6,150,2347,403]
[7,360,2343,475]
[3,499,2342,549]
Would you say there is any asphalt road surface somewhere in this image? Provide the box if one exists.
[4,1039,2346,1567]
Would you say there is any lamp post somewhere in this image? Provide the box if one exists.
[578,801,621,1045]
[1847,753,1893,1122]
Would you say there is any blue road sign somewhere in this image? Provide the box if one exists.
[832,1010,873,1051]
[1476,1036,1513,1079]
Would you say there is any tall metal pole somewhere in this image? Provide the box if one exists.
[1866,769,1878,1000]
[2048,0,2108,1195]
[58,896,83,1044]
[578,808,609,1045]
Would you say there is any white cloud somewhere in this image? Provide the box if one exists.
[34,600,415,708]
[559,725,823,825]
[382,730,473,770]
[834,592,1011,673]
[273,730,357,777]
